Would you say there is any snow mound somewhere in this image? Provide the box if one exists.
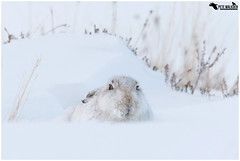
[2,34,238,159]
[2,34,166,120]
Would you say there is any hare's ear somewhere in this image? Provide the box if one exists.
[82,99,88,103]
[86,89,98,98]
[82,89,98,104]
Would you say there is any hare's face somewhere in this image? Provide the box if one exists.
[97,76,145,121]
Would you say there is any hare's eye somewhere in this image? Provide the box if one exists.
[109,84,114,90]
[136,85,140,90]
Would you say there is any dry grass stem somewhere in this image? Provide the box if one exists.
[8,56,42,122]
[134,10,153,48]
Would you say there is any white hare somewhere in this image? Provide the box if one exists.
[63,76,153,122]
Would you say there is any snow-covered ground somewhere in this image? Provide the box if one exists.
[1,1,239,160]
[2,34,238,159]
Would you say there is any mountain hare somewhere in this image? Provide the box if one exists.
[64,76,153,122]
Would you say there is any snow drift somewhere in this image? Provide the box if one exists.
[1,34,238,159]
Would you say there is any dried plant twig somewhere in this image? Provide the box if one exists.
[134,10,153,48]
[192,41,226,94]
[8,56,42,122]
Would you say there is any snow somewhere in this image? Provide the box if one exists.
[2,97,239,159]
[1,1,239,160]
[2,34,239,160]
[2,98,239,159]
[2,97,239,160]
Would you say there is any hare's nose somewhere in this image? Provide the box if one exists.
[121,88,131,96]
[121,89,132,102]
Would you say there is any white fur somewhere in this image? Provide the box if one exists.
[64,76,153,122]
